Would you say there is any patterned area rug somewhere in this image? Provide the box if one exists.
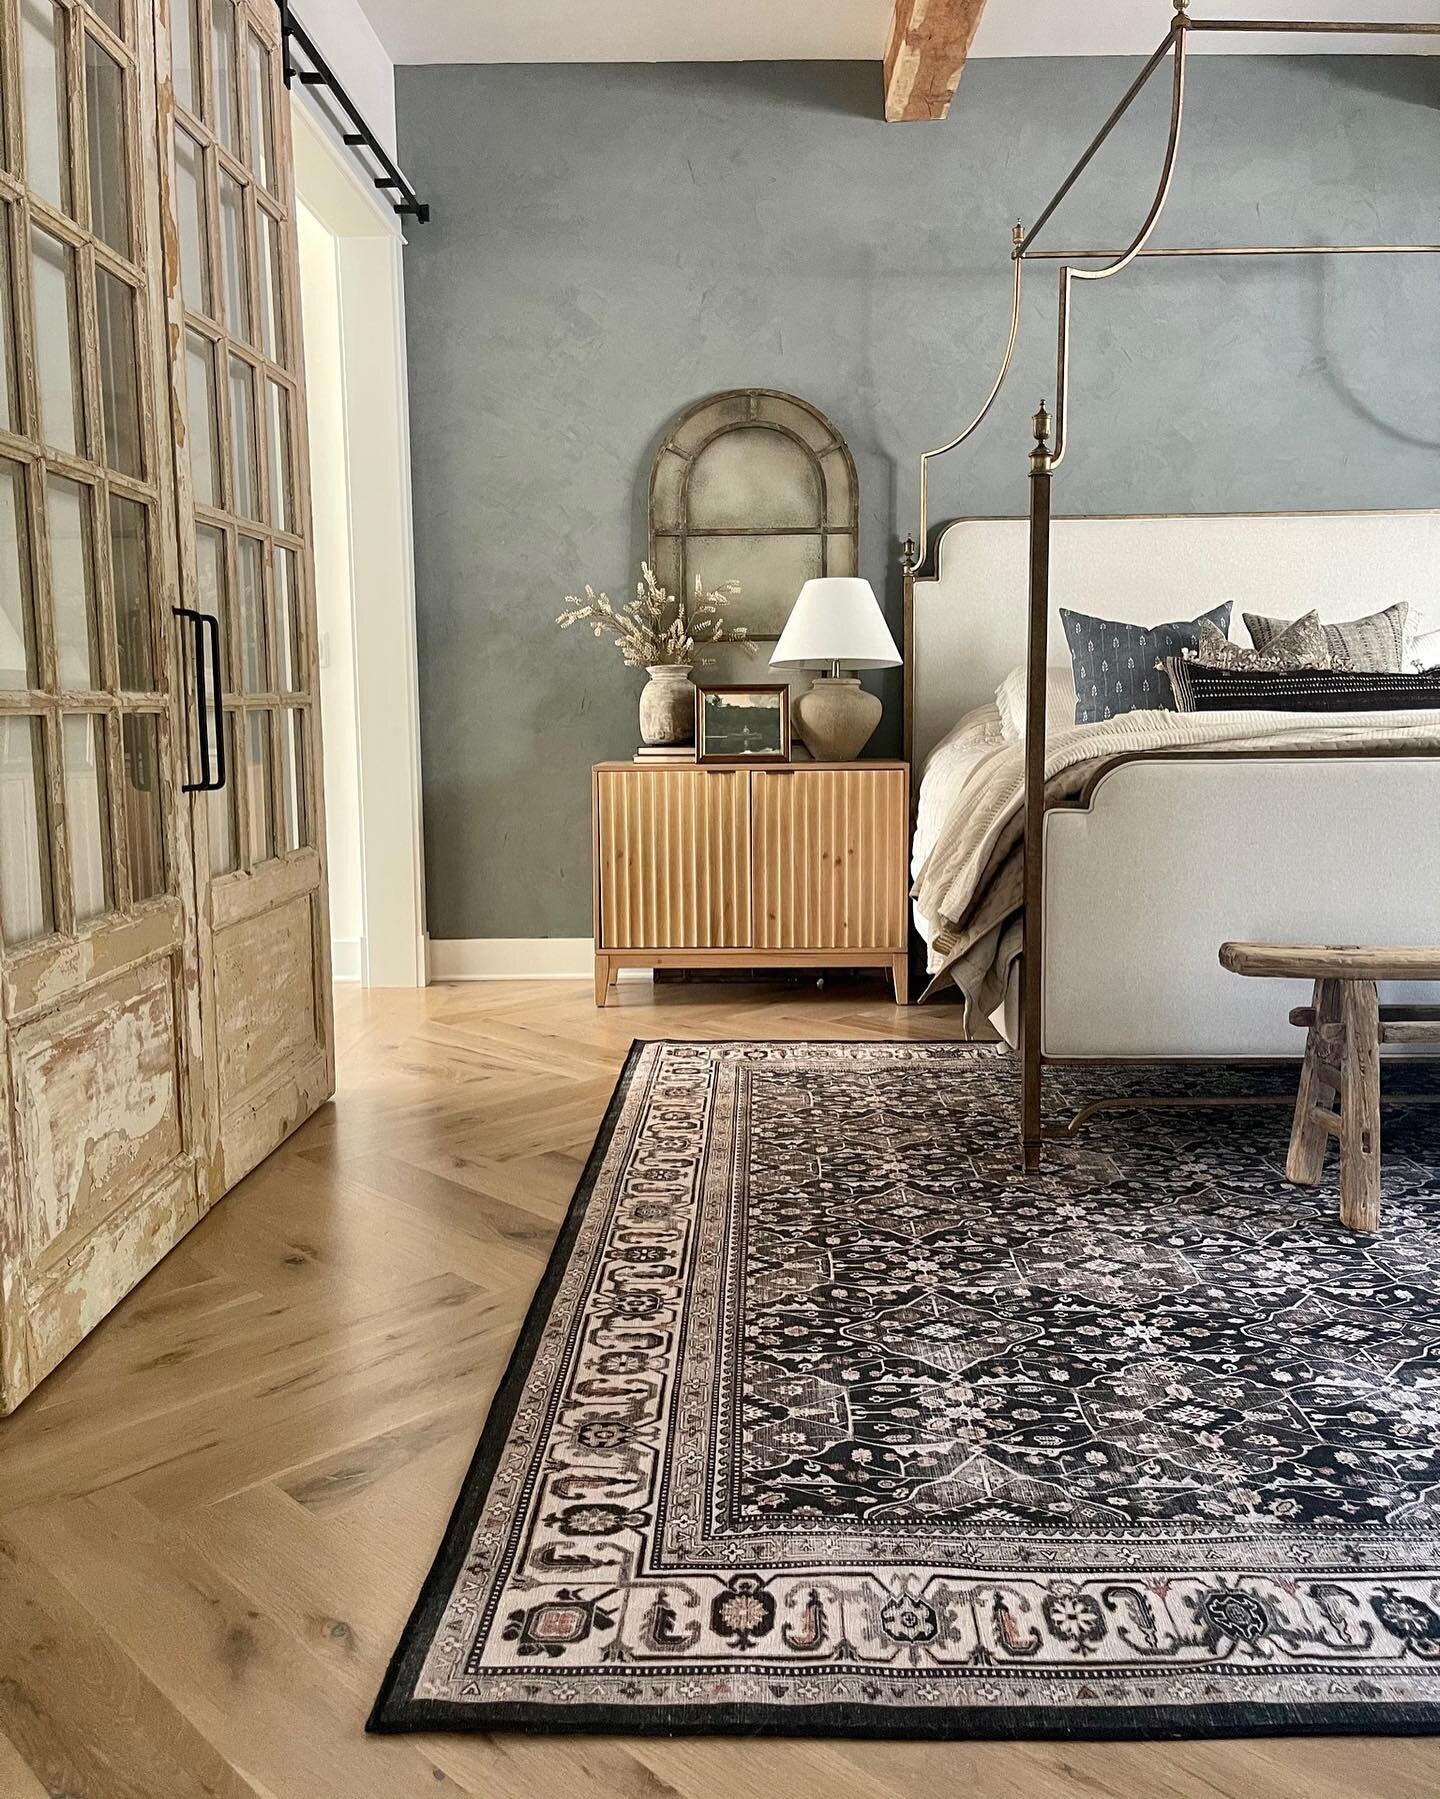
[370,1039,1440,1740]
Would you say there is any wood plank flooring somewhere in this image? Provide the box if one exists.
[3,976,1438,1797]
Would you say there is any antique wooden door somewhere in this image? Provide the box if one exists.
[155,0,331,1198]
[0,0,332,1410]
[0,0,207,1408]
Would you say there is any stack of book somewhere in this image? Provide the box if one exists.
[632,744,697,764]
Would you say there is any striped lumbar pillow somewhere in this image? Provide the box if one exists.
[1166,661,1440,714]
[1243,602,1408,674]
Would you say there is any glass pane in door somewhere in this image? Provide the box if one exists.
[184,329,220,506]
[0,461,37,690]
[244,31,274,192]
[90,0,123,35]
[85,36,132,257]
[265,380,291,531]
[109,494,153,690]
[256,205,284,364]
[207,711,238,873]
[0,715,52,945]
[218,171,249,341]
[236,534,264,690]
[272,544,299,692]
[121,712,165,900]
[278,706,305,850]
[31,229,83,455]
[228,355,258,518]
[175,130,210,315]
[21,0,70,215]
[0,220,16,431]
[96,268,144,478]
[209,0,237,151]
[48,476,100,690]
[170,0,197,114]
[194,521,229,681]
[227,354,259,518]
[244,707,273,862]
[62,711,112,921]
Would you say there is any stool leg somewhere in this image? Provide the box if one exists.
[1339,978,1381,1234]
[1287,978,1339,1186]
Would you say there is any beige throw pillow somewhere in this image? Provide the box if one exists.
[1190,610,1333,672]
[1244,602,1407,673]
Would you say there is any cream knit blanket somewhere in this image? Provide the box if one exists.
[912,708,1440,1021]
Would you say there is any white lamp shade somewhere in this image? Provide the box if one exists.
[769,577,901,671]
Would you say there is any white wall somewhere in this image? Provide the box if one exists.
[292,102,427,988]
[291,0,397,160]
[297,200,364,981]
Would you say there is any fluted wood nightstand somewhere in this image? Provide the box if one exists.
[591,761,909,1006]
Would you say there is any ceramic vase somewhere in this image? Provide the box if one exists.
[639,664,695,746]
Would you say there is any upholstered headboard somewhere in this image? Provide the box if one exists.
[910,510,1440,771]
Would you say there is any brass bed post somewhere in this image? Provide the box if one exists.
[1022,402,1055,1168]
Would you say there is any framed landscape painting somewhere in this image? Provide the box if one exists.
[696,684,791,764]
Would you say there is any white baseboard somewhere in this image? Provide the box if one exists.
[331,937,363,982]
[428,937,616,981]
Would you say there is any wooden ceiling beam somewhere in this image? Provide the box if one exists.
[883,0,989,122]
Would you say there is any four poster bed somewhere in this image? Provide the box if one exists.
[899,0,1440,1167]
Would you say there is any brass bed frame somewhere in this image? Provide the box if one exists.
[898,0,1440,1167]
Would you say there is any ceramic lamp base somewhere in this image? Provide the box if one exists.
[794,676,882,762]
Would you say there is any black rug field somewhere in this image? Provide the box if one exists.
[369,1040,1440,1740]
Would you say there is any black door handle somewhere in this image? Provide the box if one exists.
[174,606,226,792]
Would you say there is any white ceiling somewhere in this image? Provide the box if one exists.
[357,0,1440,66]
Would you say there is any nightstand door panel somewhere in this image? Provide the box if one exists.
[752,769,906,951]
[597,769,750,949]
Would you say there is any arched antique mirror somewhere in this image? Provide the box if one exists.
[649,390,858,679]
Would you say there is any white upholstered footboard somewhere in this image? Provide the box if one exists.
[1039,754,1440,1058]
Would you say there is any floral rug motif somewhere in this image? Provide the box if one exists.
[370,1040,1440,1738]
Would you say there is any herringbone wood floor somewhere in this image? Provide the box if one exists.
[3,977,1438,1798]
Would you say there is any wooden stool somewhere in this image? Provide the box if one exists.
[1219,943,1440,1234]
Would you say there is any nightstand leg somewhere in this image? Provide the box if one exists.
[594,955,611,1008]
[891,953,910,1006]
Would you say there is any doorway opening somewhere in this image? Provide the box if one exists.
[292,101,425,987]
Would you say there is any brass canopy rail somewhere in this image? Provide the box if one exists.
[903,0,1440,574]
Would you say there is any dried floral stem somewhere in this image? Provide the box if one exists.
[556,564,757,670]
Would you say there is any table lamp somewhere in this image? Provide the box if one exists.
[770,577,902,760]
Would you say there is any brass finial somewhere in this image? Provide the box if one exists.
[901,535,917,572]
[1030,401,1053,473]
[1012,220,1024,248]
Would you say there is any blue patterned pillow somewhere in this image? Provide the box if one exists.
[1061,602,1233,724]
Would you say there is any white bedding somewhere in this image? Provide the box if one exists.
[912,704,1440,992]
[909,512,1440,773]
[910,701,1006,930]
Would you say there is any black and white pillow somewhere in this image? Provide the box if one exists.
[1244,602,1408,674]
[1166,661,1440,715]
[1061,602,1232,724]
